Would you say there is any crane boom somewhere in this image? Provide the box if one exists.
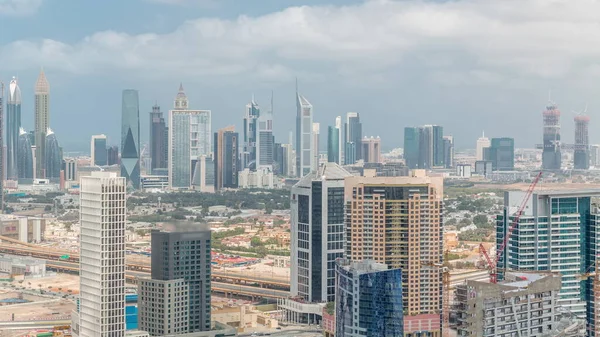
[485,172,542,283]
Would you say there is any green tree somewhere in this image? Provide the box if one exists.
[473,214,488,225]
[251,237,263,247]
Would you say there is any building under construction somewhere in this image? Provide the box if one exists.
[574,114,590,170]
[542,101,562,170]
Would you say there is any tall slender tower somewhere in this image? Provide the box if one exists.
[34,69,49,178]
[149,104,167,171]
[542,100,562,170]
[574,114,590,170]
[295,83,314,177]
[78,171,126,336]
[344,112,362,164]
[6,77,21,180]
[243,97,260,170]
[121,89,140,189]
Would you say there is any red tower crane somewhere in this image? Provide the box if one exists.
[480,171,542,283]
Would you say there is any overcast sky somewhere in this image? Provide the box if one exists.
[1,0,599,153]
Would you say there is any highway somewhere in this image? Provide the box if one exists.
[0,320,71,330]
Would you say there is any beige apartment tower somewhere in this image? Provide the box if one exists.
[345,173,443,336]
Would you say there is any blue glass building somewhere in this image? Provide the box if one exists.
[6,77,21,180]
[17,128,33,184]
[121,89,140,189]
[44,129,62,181]
[335,259,403,337]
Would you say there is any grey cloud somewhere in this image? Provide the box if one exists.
[0,0,43,16]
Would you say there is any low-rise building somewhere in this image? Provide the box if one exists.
[455,272,561,337]
[0,215,45,243]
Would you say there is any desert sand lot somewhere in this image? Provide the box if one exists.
[10,274,80,294]
[0,289,74,321]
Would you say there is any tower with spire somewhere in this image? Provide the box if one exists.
[296,80,314,177]
[242,96,260,170]
[476,131,490,161]
[34,69,50,178]
[6,76,21,180]
[174,83,188,110]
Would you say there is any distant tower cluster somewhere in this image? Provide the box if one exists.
[541,101,561,170]
[574,113,590,170]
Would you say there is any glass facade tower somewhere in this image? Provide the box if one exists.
[296,92,313,177]
[34,69,49,178]
[6,77,21,180]
[17,128,33,183]
[335,259,404,337]
[121,89,140,189]
[44,129,62,181]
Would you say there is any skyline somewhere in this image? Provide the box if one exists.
[2,0,600,152]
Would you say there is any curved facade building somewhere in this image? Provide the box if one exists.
[45,129,62,181]
[6,77,21,180]
[17,128,34,183]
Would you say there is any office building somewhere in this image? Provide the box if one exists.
[146,225,211,332]
[291,163,351,303]
[335,259,404,337]
[327,117,342,164]
[574,114,590,170]
[91,134,107,166]
[17,128,33,183]
[345,112,362,164]
[168,85,211,189]
[296,89,314,177]
[312,122,320,172]
[107,145,119,165]
[431,125,444,167]
[361,136,381,163]
[34,69,49,179]
[455,272,562,337]
[443,135,454,168]
[592,145,600,167]
[488,137,514,171]
[281,143,294,177]
[345,142,356,166]
[121,89,140,189]
[63,158,76,181]
[44,129,62,181]
[404,125,444,169]
[474,160,492,176]
[404,127,420,169]
[542,101,562,170]
[214,126,238,190]
[476,132,490,161]
[6,77,21,180]
[78,172,126,336]
[149,104,167,171]
[497,190,600,322]
[242,98,260,170]
[138,278,189,336]
[345,174,443,336]
[256,108,274,170]
[191,155,215,193]
[238,167,274,189]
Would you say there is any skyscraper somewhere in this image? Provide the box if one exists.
[327,117,342,164]
[574,114,590,170]
[312,122,320,172]
[345,174,443,336]
[443,135,454,169]
[149,104,167,172]
[361,136,381,163]
[107,146,119,166]
[6,77,21,180]
[542,101,562,170]
[78,172,126,336]
[404,125,444,169]
[242,98,260,170]
[168,85,211,189]
[214,126,238,190]
[44,129,62,181]
[34,69,49,178]
[91,134,107,166]
[146,225,212,332]
[335,259,404,337]
[404,127,420,169]
[121,89,140,189]
[296,88,313,177]
[290,162,351,303]
[497,190,600,324]
[344,112,362,164]
[17,128,33,183]
[255,108,274,170]
[431,125,444,167]
[476,132,490,161]
[488,137,515,171]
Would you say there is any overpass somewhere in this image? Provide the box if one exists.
[0,320,71,330]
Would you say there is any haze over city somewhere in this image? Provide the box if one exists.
[2,0,600,151]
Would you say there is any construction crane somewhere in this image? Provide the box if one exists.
[577,259,600,337]
[480,171,542,283]
[422,251,450,337]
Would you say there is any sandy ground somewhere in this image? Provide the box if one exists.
[0,287,74,322]
[220,259,291,280]
[11,274,80,294]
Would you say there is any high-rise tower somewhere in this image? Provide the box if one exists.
[44,129,62,181]
[214,126,239,190]
[91,134,108,166]
[574,114,590,170]
[17,128,33,183]
[78,171,126,336]
[243,97,260,170]
[327,117,342,164]
[344,112,362,164]
[34,69,49,178]
[6,77,21,180]
[542,101,562,170]
[255,107,274,170]
[121,89,140,189]
[476,132,490,161]
[149,104,167,172]
[295,86,313,177]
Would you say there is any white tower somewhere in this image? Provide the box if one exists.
[78,171,126,337]
[476,131,490,161]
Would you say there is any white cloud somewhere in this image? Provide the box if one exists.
[0,0,43,16]
[3,0,600,83]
